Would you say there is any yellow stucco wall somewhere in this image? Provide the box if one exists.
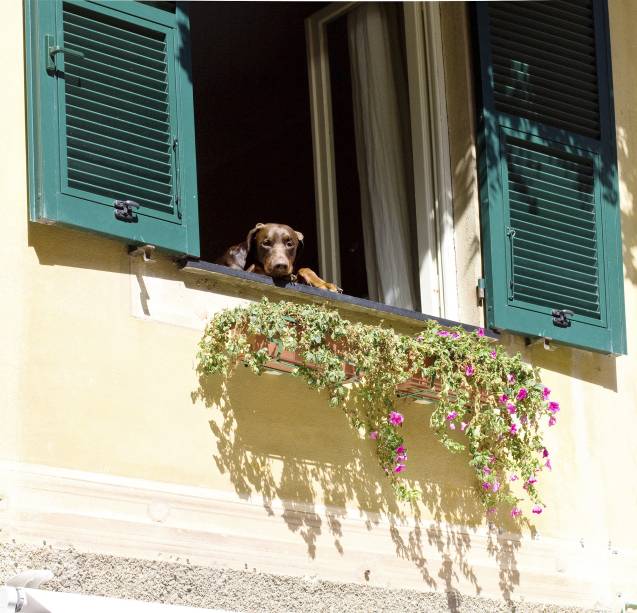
[1,0,637,598]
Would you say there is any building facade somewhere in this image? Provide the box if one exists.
[1,1,636,611]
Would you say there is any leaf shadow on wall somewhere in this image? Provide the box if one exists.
[192,366,530,606]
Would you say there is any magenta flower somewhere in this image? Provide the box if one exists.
[549,416,557,427]
[532,506,543,515]
[548,401,560,413]
[509,423,518,435]
[482,482,491,491]
[516,388,528,401]
[492,480,500,493]
[460,421,468,432]
[498,394,509,405]
[394,464,406,473]
[389,411,404,426]
[510,507,522,518]
[396,454,408,462]
[437,330,450,337]
[542,448,549,458]
[507,373,516,384]
[476,327,485,337]
[465,364,475,377]
[449,423,456,430]
[451,332,460,340]
[369,431,378,440]
[545,458,552,471]
[446,411,458,421]
[490,350,497,358]
[395,445,405,454]
[510,474,518,481]
[527,477,537,486]
[542,386,551,400]
[506,402,517,414]
[483,466,492,475]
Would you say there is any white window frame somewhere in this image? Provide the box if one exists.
[305,1,458,319]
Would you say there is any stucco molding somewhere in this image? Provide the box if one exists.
[0,462,634,610]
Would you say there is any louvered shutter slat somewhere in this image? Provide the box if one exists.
[476,0,626,353]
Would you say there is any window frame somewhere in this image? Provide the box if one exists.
[305,1,459,320]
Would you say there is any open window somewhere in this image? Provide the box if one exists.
[24,0,626,353]
[191,1,456,317]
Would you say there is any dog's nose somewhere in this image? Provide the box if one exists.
[272,262,289,274]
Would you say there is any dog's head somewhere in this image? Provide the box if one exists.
[246,222,304,278]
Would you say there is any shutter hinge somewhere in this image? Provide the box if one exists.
[506,227,516,300]
[173,138,182,219]
[476,277,486,305]
[552,309,574,328]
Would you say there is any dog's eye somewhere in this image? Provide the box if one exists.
[286,240,294,248]
[261,240,271,248]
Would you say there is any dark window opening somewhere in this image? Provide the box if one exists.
[190,2,324,274]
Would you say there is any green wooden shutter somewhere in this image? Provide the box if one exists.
[476,0,626,354]
[25,0,199,256]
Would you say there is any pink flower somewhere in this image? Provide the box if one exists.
[506,402,517,414]
[542,448,549,458]
[492,480,500,493]
[527,477,537,486]
[396,454,408,462]
[437,330,450,337]
[549,416,557,427]
[489,455,496,464]
[451,332,460,340]
[532,506,543,515]
[416,335,424,342]
[510,474,518,481]
[483,466,492,475]
[511,507,522,518]
[369,431,378,440]
[476,328,485,337]
[486,507,497,515]
[498,394,509,405]
[545,459,552,471]
[389,411,404,426]
[490,350,497,358]
[509,423,518,435]
[446,411,458,421]
[516,388,528,401]
[395,446,405,454]
[507,373,516,384]
[460,421,468,432]
[482,482,491,491]
[449,423,456,430]
[542,387,551,400]
[394,464,406,473]
[548,401,560,413]
[465,364,475,377]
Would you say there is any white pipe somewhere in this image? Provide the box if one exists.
[1,587,235,613]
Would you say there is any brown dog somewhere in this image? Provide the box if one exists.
[216,222,340,292]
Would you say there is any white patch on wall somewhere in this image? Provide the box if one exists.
[129,257,248,330]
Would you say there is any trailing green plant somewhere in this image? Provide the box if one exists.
[197,299,559,518]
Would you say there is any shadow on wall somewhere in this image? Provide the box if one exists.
[192,366,530,605]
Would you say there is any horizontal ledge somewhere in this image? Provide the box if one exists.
[179,259,499,339]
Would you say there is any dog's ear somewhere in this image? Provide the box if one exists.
[294,230,304,242]
[246,223,265,246]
